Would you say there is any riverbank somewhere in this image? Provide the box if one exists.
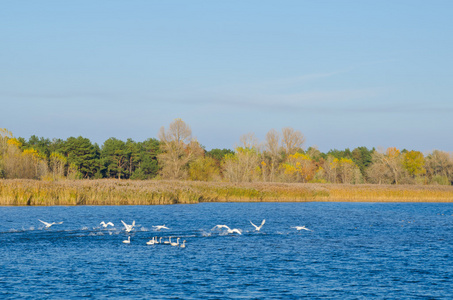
[0,179,452,206]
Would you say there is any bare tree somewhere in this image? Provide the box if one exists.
[281,127,305,156]
[367,148,405,184]
[425,150,453,184]
[222,147,261,183]
[264,129,281,182]
[158,119,203,179]
[222,133,262,183]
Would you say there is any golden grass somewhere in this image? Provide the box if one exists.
[0,179,452,206]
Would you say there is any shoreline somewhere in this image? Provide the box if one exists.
[1,179,452,206]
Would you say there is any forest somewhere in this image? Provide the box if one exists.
[1,119,452,186]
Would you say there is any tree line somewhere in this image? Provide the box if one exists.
[1,121,452,185]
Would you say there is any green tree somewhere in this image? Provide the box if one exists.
[63,136,99,178]
[351,147,373,177]
[138,138,160,179]
[101,138,129,179]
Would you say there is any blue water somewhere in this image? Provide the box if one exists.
[1,202,452,299]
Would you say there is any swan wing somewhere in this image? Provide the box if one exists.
[250,221,258,229]
[260,219,266,227]
[121,220,132,231]
[212,224,229,230]
[38,219,51,226]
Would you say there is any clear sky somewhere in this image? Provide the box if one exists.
[1,1,452,152]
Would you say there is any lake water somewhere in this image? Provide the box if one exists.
[1,202,452,299]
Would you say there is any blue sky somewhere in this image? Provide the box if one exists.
[1,1,452,152]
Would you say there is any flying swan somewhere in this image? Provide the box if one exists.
[100,221,114,228]
[38,219,63,229]
[250,219,266,231]
[212,225,242,235]
[292,226,312,231]
[153,225,169,231]
[121,220,135,233]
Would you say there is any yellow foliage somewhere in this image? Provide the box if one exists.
[7,138,22,148]
[386,147,400,158]
[330,158,339,168]
[280,152,315,182]
[403,150,426,176]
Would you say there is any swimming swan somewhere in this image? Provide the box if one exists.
[180,240,186,248]
[38,219,63,229]
[250,219,266,231]
[121,220,135,233]
[123,236,131,244]
[171,238,180,247]
[146,237,156,245]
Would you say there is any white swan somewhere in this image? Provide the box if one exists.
[153,225,169,231]
[250,219,266,231]
[123,236,131,244]
[163,237,172,244]
[121,220,135,233]
[180,240,186,248]
[292,226,312,231]
[146,237,155,245]
[100,221,114,228]
[171,237,180,247]
[213,225,242,235]
[38,219,63,229]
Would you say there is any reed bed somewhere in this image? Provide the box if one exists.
[0,179,452,206]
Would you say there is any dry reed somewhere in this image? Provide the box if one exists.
[0,179,452,206]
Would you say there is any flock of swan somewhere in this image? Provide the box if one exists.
[37,218,312,248]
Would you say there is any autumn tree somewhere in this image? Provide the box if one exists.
[3,138,48,179]
[280,153,315,183]
[322,156,339,183]
[49,152,67,180]
[337,158,362,184]
[189,156,220,181]
[402,150,426,178]
[158,119,203,179]
[0,128,13,178]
